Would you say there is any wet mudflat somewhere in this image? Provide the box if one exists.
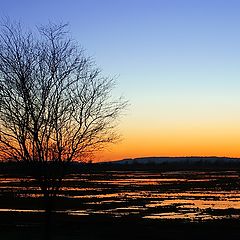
[1,169,240,239]
[1,170,240,220]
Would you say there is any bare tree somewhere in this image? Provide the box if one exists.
[0,21,127,204]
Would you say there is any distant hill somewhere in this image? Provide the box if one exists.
[101,156,240,165]
[1,157,240,174]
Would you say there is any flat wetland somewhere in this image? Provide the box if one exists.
[1,167,240,239]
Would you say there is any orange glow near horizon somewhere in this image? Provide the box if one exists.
[95,120,240,162]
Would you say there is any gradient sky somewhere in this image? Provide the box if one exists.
[1,0,240,161]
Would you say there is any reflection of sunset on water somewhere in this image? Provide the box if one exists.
[1,170,240,221]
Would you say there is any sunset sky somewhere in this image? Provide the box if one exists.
[2,0,240,161]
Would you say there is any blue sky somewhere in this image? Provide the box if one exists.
[1,0,240,160]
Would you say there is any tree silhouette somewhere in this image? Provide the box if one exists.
[0,20,127,214]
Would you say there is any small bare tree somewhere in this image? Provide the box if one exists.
[0,21,127,206]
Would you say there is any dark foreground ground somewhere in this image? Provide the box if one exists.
[1,165,240,239]
[1,212,240,240]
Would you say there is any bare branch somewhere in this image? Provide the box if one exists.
[0,21,127,165]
